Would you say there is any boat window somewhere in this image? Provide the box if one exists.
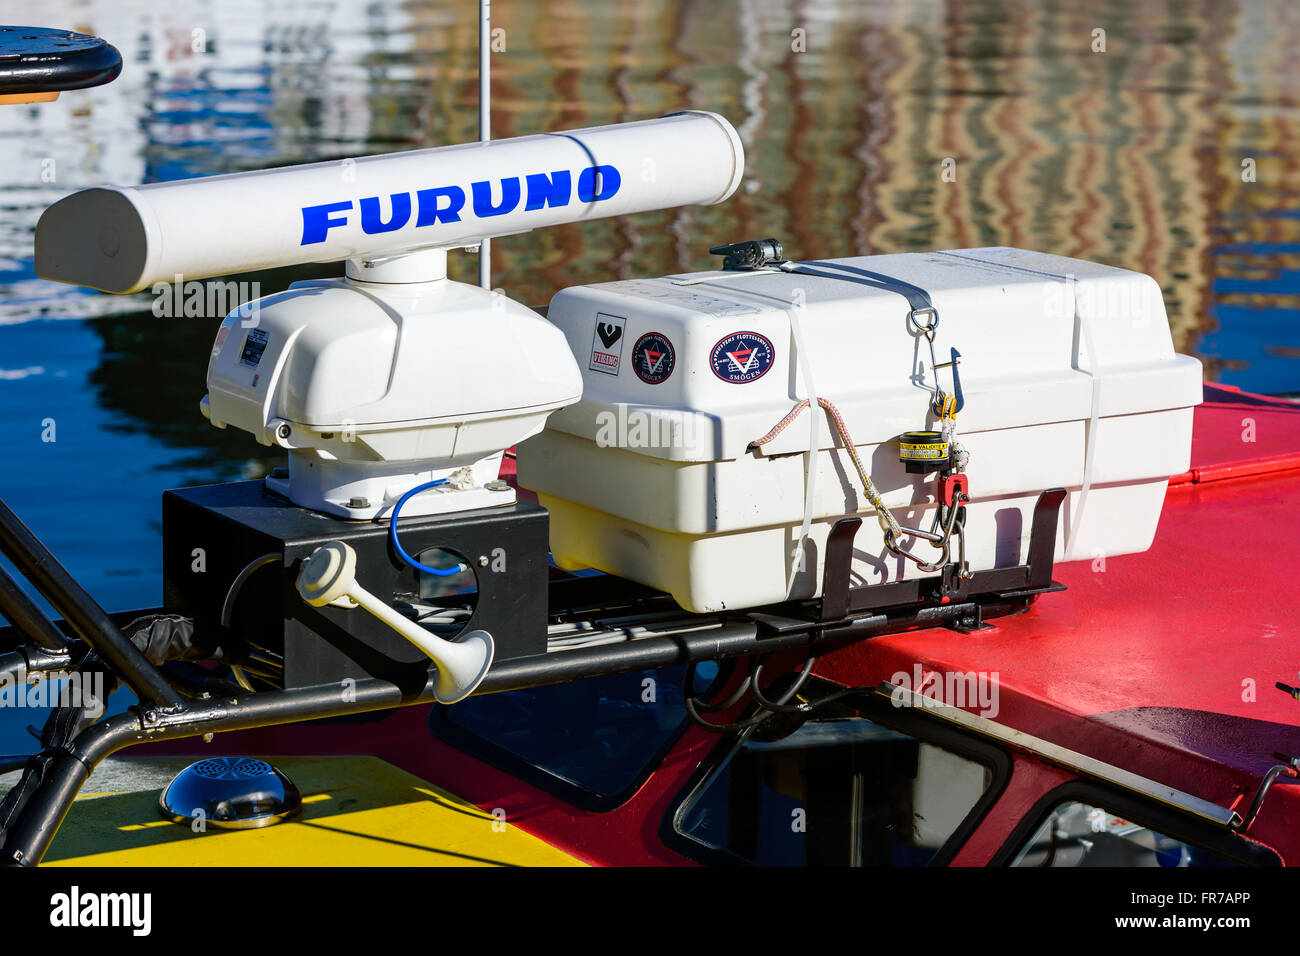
[667,699,1004,866]
[429,661,721,811]
[1010,801,1240,867]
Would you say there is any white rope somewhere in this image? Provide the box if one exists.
[748,397,901,542]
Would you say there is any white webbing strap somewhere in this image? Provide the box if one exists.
[1068,275,1101,560]
[784,305,819,598]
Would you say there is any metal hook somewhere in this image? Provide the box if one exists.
[931,348,964,415]
[935,348,967,416]
[908,308,958,411]
[884,494,964,573]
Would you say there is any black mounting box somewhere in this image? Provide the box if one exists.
[162,481,550,689]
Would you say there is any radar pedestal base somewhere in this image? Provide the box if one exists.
[267,449,516,520]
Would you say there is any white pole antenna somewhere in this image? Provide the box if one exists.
[478,0,492,290]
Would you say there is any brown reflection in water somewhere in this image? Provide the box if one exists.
[8,0,1299,480]
[404,0,1297,356]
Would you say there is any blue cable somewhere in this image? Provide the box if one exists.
[389,479,467,577]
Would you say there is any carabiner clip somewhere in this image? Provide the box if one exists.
[887,531,950,573]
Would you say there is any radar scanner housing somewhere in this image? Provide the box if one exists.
[35,112,745,518]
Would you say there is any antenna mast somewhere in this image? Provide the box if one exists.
[478,0,492,290]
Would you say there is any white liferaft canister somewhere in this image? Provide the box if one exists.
[517,247,1203,613]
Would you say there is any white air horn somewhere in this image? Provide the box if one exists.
[294,540,494,704]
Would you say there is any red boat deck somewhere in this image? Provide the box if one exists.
[818,384,1300,859]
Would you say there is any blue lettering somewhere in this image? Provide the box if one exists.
[300,200,353,245]
[472,178,521,218]
[525,170,572,211]
[415,186,466,225]
[577,165,621,203]
[359,193,412,234]
[301,164,621,243]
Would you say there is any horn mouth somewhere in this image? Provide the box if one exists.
[432,629,495,705]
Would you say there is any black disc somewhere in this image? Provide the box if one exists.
[0,26,122,94]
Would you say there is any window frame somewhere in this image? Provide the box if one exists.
[659,683,1013,866]
[428,659,732,813]
[990,780,1283,867]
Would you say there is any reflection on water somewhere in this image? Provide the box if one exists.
[0,0,1297,627]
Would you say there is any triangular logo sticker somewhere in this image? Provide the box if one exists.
[726,348,755,373]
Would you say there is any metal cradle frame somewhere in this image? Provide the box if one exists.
[0,489,1067,865]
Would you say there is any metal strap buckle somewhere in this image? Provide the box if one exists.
[907,306,939,341]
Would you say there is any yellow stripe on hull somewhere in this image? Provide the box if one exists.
[42,755,584,867]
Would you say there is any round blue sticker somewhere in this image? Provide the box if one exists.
[632,332,676,384]
[710,331,775,384]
